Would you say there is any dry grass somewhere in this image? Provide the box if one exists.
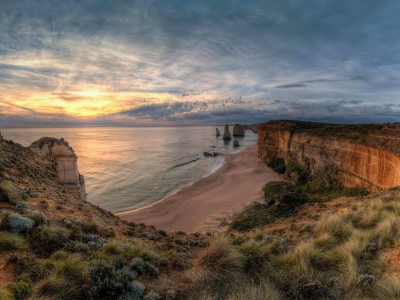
[186,235,244,286]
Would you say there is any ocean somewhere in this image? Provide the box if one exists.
[2,126,258,213]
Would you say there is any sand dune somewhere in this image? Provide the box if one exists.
[117,145,282,233]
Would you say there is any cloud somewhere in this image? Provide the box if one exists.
[274,84,308,89]
[1,0,400,125]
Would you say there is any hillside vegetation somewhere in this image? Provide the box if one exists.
[1,138,400,299]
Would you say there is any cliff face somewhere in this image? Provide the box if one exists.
[29,137,86,200]
[258,121,400,190]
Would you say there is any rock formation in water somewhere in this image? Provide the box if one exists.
[203,151,223,157]
[258,120,400,190]
[233,140,240,147]
[251,124,262,133]
[216,128,220,137]
[233,124,245,136]
[223,125,232,140]
[29,137,86,200]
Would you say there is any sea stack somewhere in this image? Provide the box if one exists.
[233,140,240,147]
[29,137,86,201]
[223,124,232,140]
[233,124,245,136]
[216,128,220,137]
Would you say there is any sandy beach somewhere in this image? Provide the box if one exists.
[117,145,282,233]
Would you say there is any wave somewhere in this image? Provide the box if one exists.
[170,157,201,169]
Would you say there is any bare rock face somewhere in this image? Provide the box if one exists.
[233,124,245,136]
[29,137,86,201]
[223,125,232,140]
[233,140,240,147]
[216,128,220,137]
[257,120,400,190]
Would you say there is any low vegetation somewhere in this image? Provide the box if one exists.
[2,133,400,300]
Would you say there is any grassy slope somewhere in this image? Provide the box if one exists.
[1,137,400,299]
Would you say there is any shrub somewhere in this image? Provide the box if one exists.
[0,180,26,204]
[28,225,70,256]
[34,257,89,300]
[88,258,139,299]
[10,281,32,300]
[64,241,90,253]
[83,234,105,250]
[187,235,244,286]
[26,210,47,226]
[124,229,134,236]
[0,288,12,300]
[119,281,145,300]
[159,230,167,237]
[166,290,176,300]
[15,202,29,212]
[0,232,28,251]
[130,258,146,272]
[375,216,400,248]
[102,241,125,255]
[55,204,63,210]
[13,256,48,283]
[144,261,159,277]
[144,291,161,300]
[4,214,35,234]
[229,202,273,231]
[357,274,377,288]
[313,214,353,241]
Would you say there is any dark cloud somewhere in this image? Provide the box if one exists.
[1,0,400,125]
[274,84,308,89]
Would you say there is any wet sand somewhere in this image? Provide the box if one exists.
[117,145,282,233]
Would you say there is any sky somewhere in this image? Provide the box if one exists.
[1,0,400,127]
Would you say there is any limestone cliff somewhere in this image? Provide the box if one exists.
[258,120,400,190]
[29,137,87,200]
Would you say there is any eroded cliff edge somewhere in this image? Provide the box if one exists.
[258,120,400,190]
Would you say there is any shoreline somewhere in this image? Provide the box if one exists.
[117,145,282,233]
[125,142,254,214]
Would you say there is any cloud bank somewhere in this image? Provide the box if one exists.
[1,0,400,126]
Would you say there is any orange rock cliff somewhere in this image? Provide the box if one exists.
[258,120,400,190]
[29,137,87,200]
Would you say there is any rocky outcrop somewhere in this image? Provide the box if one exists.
[250,124,262,133]
[223,125,232,140]
[233,124,245,136]
[258,120,400,190]
[203,152,223,157]
[216,128,220,137]
[29,137,86,200]
[233,140,240,147]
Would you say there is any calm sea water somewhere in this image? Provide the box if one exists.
[2,126,257,213]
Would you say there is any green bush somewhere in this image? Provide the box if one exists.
[10,281,32,300]
[13,256,49,284]
[0,288,12,300]
[3,213,35,234]
[0,180,26,204]
[88,257,141,299]
[26,210,47,226]
[28,225,70,256]
[144,291,161,300]
[229,202,273,231]
[0,232,28,251]
[34,257,89,300]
